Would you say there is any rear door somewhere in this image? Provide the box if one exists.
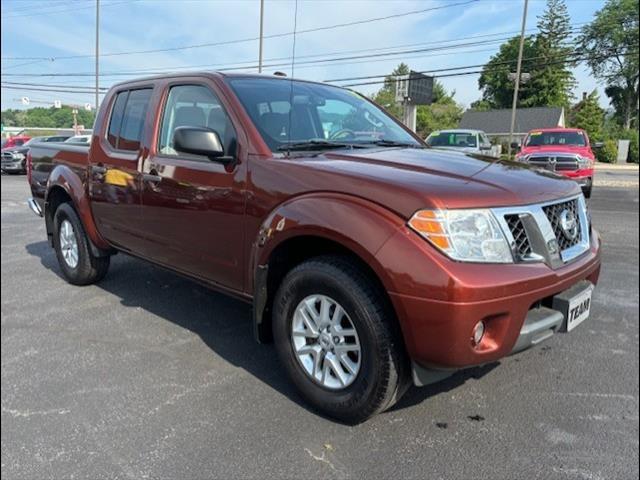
[138,82,247,291]
[88,87,153,252]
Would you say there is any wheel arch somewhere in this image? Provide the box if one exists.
[45,165,111,253]
[251,193,405,344]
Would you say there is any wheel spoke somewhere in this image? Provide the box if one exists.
[327,355,348,386]
[330,304,344,327]
[334,343,359,354]
[333,327,356,337]
[338,353,358,375]
[300,309,319,336]
[318,296,331,329]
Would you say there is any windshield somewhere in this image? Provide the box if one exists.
[426,132,477,148]
[24,137,45,146]
[525,131,586,147]
[228,77,420,151]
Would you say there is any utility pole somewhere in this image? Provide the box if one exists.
[72,108,79,135]
[95,0,100,110]
[507,0,529,159]
[403,101,417,133]
[258,0,264,73]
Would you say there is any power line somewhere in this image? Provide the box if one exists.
[0,0,136,19]
[1,0,479,60]
[336,49,639,87]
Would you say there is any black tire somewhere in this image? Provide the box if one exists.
[273,255,409,423]
[52,202,110,285]
[583,184,592,199]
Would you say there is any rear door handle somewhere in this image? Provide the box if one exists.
[142,173,162,183]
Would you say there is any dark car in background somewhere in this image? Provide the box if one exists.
[1,135,70,174]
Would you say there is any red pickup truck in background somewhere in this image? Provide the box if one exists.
[26,73,601,422]
[515,128,600,198]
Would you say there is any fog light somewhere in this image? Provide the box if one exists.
[472,321,485,346]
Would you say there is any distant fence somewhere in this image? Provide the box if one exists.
[2,126,93,136]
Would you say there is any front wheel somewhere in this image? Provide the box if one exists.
[273,255,408,423]
[53,203,110,285]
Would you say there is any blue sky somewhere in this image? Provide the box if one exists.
[1,0,608,112]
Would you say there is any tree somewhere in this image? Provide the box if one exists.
[476,0,576,109]
[531,0,576,107]
[1,106,95,129]
[579,0,639,129]
[372,63,410,119]
[570,90,605,142]
[477,36,539,109]
[371,64,463,138]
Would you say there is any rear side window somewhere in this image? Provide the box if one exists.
[107,88,152,151]
[107,91,128,148]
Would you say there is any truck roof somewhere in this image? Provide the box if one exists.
[109,71,329,89]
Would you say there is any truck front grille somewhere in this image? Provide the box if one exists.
[494,195,590,267]
[543,199,582,251]
[528,156,579,171]
[505,214,532,259]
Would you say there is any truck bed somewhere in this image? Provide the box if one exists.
[29,142,90,209]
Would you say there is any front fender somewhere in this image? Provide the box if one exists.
[251,193,405,286]
[46,164,110,250]
[249,193,406,342]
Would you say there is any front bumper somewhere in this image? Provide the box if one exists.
[1,161,25,172]
[376,224,601,372]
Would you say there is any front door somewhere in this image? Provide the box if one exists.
[139,83,246,292]
[88,88,153,252]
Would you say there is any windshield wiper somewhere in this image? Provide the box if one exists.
[363,139,424,149]
[277,140,358,152]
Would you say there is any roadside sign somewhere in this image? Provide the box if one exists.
[84,103,92,111]
[21,97,30,106]
[54,100,62,109]
[395,72,433,105]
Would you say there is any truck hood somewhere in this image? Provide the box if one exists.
[520,144,594,158]
[290,147,581,218]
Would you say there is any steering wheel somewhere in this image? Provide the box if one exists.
[329,128,356,140]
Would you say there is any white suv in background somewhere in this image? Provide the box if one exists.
[425,129,495,156]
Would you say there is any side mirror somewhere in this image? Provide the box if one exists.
[592,142,604,149]
[510,142,521,151]
[173,126,230,162]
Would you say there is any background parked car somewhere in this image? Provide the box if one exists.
[425,129,493,155]
[1,134,31,150]
[1,135,71,174]
[64,134,92,144]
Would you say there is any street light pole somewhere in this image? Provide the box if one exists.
[95,0,100,111]
[258,0,264,73]
[508,0,528,159]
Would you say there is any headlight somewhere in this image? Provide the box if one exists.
[576,155,591,166]
[12,152,25,160]
[516,154,529,163]
[408,209,514,263]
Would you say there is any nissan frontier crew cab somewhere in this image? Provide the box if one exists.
[27,72,601,423]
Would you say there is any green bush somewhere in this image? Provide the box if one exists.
[595,139,618,163]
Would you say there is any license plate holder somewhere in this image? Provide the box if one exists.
[552,281,594,332]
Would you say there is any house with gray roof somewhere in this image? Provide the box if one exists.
[459,107,565,142]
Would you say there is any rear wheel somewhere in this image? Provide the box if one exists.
[53,203,110,285]
[272,255,408,423]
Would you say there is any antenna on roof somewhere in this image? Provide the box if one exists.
[286,0,299,156]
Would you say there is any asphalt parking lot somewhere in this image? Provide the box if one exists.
[2,172,638,480]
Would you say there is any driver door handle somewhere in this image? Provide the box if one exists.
[142,172,162,183]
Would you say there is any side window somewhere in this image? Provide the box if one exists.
[118,89,152,151]
[107,91,128,148]
[158,84,235,157]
